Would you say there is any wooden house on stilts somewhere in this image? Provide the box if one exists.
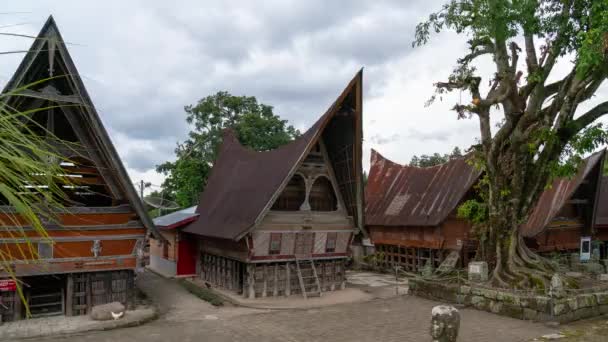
[151,71,365,298]
[365,148,606,272]
[0,17,161,321]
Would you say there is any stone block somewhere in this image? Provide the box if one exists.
[523,308,539,321]
[468,262,488,283]
[459,285,471,295]
[598,274,608,281]
[576,294,597,308]
[567,297,578,311]
[479,288,497,299]
[583,262,605,275]
[496,292,520,306]
[573,306,600,321]
[471,296,487,310]
[595,292,608,305]
[599,304,608,315]
[553,302,569,316]
[489,300,503,314]
[90,302,125,321]
[500,303,524,319]
[534,297,552,314]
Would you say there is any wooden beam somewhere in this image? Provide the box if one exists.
[60,106,122,199]
[16,87,83,104]
[66,274,73,316]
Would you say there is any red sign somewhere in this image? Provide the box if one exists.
[0,279,17,292]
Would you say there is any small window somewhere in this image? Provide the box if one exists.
[326,232,337,253]
[38,241,53,259]
[269,233,282,255]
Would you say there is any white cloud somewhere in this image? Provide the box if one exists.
[1,0,606,188]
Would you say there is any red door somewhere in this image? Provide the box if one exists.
[177,234,197,276]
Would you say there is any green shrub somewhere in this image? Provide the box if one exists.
[178,280,224,306]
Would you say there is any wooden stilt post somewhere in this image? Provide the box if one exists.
[247,264,255,299]
[262,264,268,297]
[330,260,336,291]
[13,286,22,321]
[340,260,346,290]
[285,263,291,297]
[66,274,73,316]
[273,264,278,297]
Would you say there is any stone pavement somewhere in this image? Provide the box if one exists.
[0,307,156,341]
[33,271,558,342]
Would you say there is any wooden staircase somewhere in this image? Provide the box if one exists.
[435,249,461,275]
[295,257,321,299]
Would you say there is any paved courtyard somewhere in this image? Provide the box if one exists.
[28,271,559,342]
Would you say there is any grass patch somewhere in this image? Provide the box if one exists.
[178,279,224,306]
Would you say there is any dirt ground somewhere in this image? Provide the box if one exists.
[29,270,563,342]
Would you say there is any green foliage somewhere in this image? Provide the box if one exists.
[0,78,72,317]
[362,251,385,267]
[157,92,300,207]
[553,123,608,179]
[178,279,223,306]
[457,173,489,225]
[409,146,463,167]
[458,199,488,224]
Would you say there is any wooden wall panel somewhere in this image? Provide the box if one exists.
[0,213,136,227]
[336,232,351,253]
[280,233,295,255]
[52,240,136,258]
[314,232,327,254]
[0,228,145,239]
[150,231,176,261]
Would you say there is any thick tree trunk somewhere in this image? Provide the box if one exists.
[477,157,557,289]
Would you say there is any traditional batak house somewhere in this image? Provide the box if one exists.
[365,148,606,272]
[365,150,481,272]
[149,206,198,277]
[594,176,608,258]
[170,71,364,299]
[522,150,605,255]
[0,17,161,321]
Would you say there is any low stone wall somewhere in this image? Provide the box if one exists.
[409,278,608,323]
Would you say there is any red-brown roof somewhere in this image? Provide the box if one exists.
[365,149,481,227]
[183,71,363,240]
[521,151,605,237]
[595,176,608,227]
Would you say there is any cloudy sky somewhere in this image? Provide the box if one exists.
[1,1,607,193]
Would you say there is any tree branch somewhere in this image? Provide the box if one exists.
[571,101,608,133]
[524,34,539,74]
[458,47,495,65]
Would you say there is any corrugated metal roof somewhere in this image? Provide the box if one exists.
[183,71,363,240]
[520,151,605,237]
[595,176,608,226]
[365,149,481,226]
[153,206,198,229]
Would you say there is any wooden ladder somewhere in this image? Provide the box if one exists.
[435,249,461,275]
[295,257,321,299]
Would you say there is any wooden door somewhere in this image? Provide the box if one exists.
[294,232,315,257]
[177,235,197,276]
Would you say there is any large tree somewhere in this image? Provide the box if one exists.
[157,91,300,207]
[415,0,608,288]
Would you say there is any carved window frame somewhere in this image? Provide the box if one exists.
[268,233,282,255]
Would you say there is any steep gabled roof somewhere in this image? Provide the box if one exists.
[521,150,605,237]
[2,16,162,240]
[365,149,481,227]
[595,176,608,227]
[183,71,364,240]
